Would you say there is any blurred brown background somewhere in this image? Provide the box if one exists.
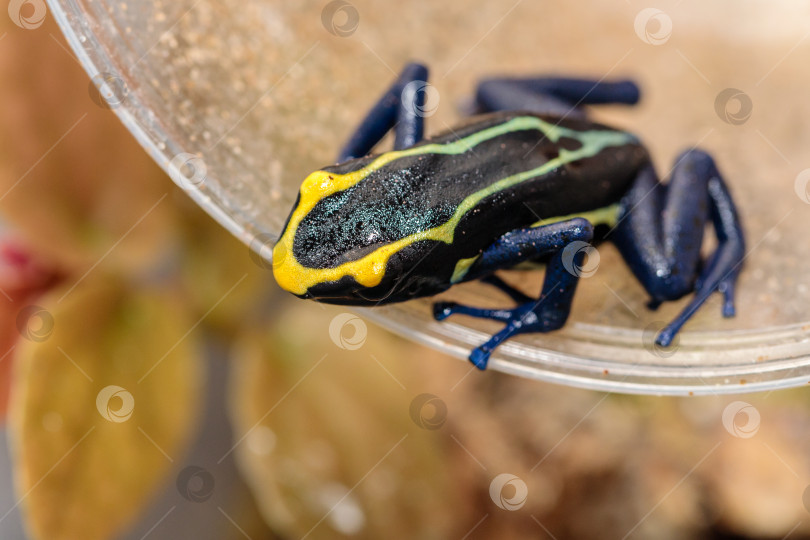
[1,2,810,540]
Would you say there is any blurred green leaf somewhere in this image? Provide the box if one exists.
[8,274,204,540]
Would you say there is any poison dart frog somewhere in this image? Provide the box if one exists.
[272,62,746,370]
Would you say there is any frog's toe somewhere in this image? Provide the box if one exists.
[719,279,736,318]
[655,326,678,348]
[469,346,491,370]
[695,267,738,318]
[432,301,516,323]
[432,302,457,321]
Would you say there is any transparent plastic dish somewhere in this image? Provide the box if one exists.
[48,0,810,394]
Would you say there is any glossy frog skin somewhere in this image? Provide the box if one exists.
[273,63,746,370]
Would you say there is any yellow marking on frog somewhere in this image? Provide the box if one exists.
[273,117,636,295]
[530,203,621,229]
[450,255,481,284]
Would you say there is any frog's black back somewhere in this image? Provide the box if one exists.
[294,112,647,264]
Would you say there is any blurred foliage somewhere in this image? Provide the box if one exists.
[9,274,202,540]
[229,309,458,539]
[2,8,810,540]
[0,12,272,540]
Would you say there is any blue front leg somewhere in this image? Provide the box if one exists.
[434,218,594,370]
[338,63,428,161]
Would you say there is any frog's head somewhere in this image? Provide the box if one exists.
[272,152,452,304]
[273,220,450,304]
[271,165,400,303]
[272,230,392,304]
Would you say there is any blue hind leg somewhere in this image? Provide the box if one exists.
[338,62,429,161]
[474,76,641,117]
[433,218,594,370]
[610,149,745,347]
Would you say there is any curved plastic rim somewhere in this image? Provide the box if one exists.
[47,0,810,395]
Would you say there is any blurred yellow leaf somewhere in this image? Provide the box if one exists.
[228,303,459,540]
[7,274,204,540]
